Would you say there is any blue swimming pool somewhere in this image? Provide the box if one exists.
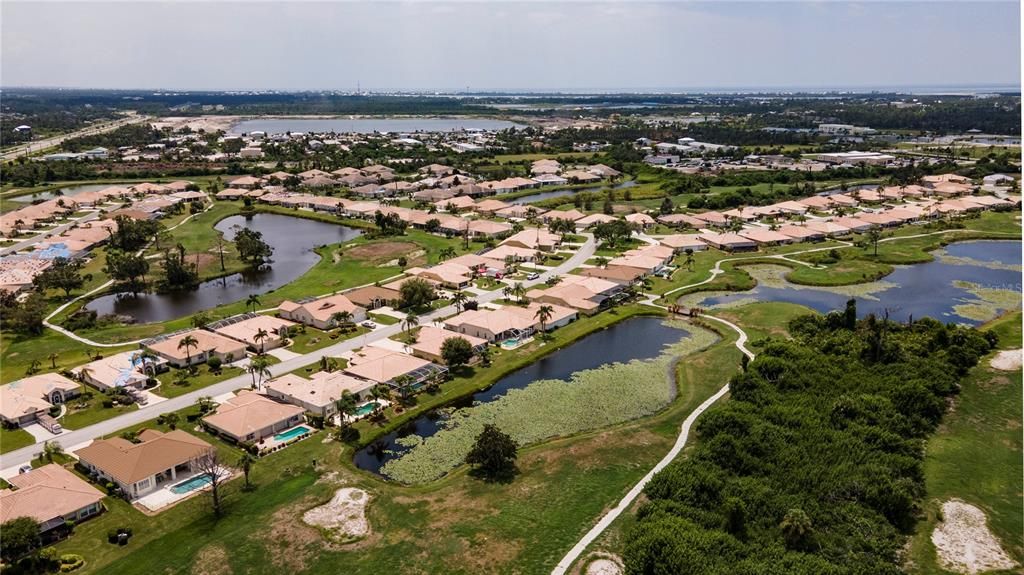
[273,425,311,442]
[170,473,213,495]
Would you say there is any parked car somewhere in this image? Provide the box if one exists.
[361,320,378,329]
[526,272,540,280]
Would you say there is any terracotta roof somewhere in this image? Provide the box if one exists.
[1,464,105,525]
[202,392,305,439]
[75,430,213,485]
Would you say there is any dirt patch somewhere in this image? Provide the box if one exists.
[191,544,232,575]
[249,497,325,572]
[990,349,1022,371]
[302,487,371,542]
[931,499,1017,574]
[586,556,624,575]
[346,242,420,264]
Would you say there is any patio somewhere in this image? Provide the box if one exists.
[136,466,233,512]
[254,422,316,454]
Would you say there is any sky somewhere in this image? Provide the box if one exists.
[1,1,1020,92]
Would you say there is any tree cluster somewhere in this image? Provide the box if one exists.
[624,301,993,575]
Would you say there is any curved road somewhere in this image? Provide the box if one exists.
[0,235,596,470]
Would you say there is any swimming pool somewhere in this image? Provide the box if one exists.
[273,425,311,442]
[355,402,380,417]
[170,473,213,495]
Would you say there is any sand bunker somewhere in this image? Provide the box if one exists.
[302,488,370,540]
[586,554,624,575]
[931,499,1017,574]
[990,349,1022,371]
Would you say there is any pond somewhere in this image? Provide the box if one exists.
[694,240,1022,326]
[85,214,361,323]
[229,117,523,135]
[12,184,118,202]
[353,316,688,474]
[509,179,638,205]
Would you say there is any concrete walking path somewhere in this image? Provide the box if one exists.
[550,313,754,575]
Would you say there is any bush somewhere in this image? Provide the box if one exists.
[59,554,85,572]
[206,356,222,373]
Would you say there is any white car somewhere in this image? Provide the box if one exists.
[526,272,540,280]
[361,320,378,329]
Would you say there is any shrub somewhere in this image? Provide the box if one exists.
[59,554,85,572]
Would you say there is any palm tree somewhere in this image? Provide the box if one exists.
[246,294,261,313]
[48,352,59,369]
[331,310,353,329]
[780,508,813,549]
[452,291,468,313]
[42,441,64,463]
[439,247,457,261]
[683,248,695,271]
[534,304,554,334]
[253,328,270,354]
[27,359,41,375]
[177,334,199,367]
[335,391,358,423]
[594,256,609,269]
[401,312,419,338]
[77,366,93,384]
[196,395,215,413]
[502,285,513,302]
[173,370,191,386]
[247,356,272,389]
[866,228,882,256]
[512,282,526,304]
[237,452,257,490]
[163,412,180,430]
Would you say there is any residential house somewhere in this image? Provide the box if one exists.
[278,294,367,330]
[201,392,305,444]
[265,372,376,418]
[75,429,214,500]
[526,274,624,314]
[407,326,489,364]
[344,347,447,390]
[0,464,105,535]
[698,232,758,252]
[344,286,401,310]
[145,329,247,368]
[213,315,297,352]
[0,373,80,428]
[74,351,162,392]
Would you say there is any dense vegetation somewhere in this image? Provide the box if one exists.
[624,302,994,575]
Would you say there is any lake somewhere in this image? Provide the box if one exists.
[509,179,638,205]
[85,214,361,323]
[229,117,523,135]
[353,316,688,474]
[696,240,1022,326]
[14,184,117,202]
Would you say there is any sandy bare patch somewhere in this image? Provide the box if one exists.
[191,544,232,575]
[346,241,419,264]
[303,487,371,541]
[250,498,323,572]
[990,349,1022,371]
[931,499,1017,574]
[586,556,624,575]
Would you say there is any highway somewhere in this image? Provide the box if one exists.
[1,115,151,162]
[0,235,596,470]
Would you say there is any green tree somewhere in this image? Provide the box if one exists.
[399,277,436,309]
[177,334,199,367]
[534,304,554,333]
[246,294,261,313]
[465,424,518,481]
[237,451,257,490]
[247,356,272,389]
[441,336,474,369]
[33,257,89,297]
[780,508,813,550]
[0,517,41,563]
[866,228,882,256]
[233,227,274,266]
[451,291,468,313]
[104,251,150,295]
[253,328,270,354]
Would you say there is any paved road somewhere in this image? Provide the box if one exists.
[0,235,596,469]
[551,313,753,575]
[1,116,150,162]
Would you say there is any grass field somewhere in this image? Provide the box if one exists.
[904,310,1023,574]
[49,309,741,575]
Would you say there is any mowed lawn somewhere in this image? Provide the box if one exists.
[53,315,743,575]
[904,310,1024,574]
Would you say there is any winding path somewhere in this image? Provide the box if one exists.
[551,313,753,575]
